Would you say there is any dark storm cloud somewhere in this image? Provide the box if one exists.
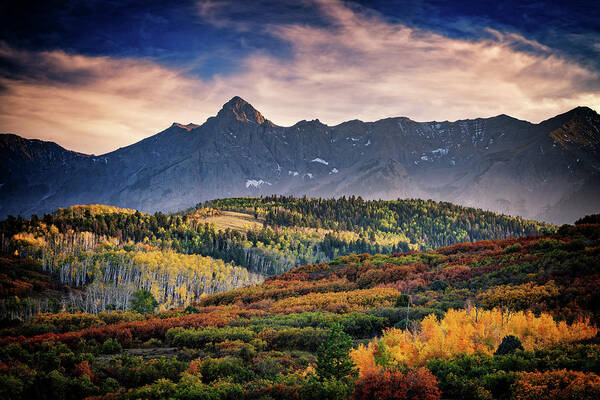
[0,44,97,85]
[0,0,326,77]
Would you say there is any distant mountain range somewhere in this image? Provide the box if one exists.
[1,97,599,224]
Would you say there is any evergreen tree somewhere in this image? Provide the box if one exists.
[131,289,158,314]
[315,323,358,381]
[495,334,524,355]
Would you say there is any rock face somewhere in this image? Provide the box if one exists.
[1,97,599,224]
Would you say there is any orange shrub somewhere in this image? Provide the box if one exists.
[31,312,105,332]
[0,306,263,347]
[75,360,97,383]
[438,264,472,281]
[186,359,202,375]
[513,369,600,400]
[353,368,441,400]
[270,288,401,313]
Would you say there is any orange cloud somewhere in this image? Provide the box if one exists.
[0,0,598,154]
[0,44,221,154]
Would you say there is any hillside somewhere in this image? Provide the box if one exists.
[0,218,598,399]
[0,255,77,322]
[2,98,600,224]
[0,198,552,319]
[205,196,553,249]
[0,204,265,320]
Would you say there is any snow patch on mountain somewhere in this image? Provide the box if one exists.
[246,179,271,188]
[432,148,448,156]
[311,158,329,165]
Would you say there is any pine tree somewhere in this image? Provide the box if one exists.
[315,323,358,381]
[495,335,524,355]
[131,289,158,314]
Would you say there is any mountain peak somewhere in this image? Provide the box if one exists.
[223,96,249,107]
[540,106,598,125]
[217,96,269,125]
[569,106,596,114]
[171,122,199,131]
[545,106,600,149]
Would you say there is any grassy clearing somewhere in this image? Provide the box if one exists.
[199,211,265,232]
[198,211,413,249]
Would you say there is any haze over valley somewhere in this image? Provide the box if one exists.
[2,97,599,224]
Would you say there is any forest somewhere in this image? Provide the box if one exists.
[0,198,552,318]
[0,201,598,399]
[205,196,553,248]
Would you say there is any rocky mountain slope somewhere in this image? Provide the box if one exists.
[1,97,599,224]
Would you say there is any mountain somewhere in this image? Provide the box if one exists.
[1,97,599,224]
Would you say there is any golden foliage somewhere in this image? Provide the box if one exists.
[270,287,401,313]
[478,281,560,311]
[351,308,597,371]
[56,204,139,216]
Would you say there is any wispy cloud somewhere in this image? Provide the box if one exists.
[0,44,219,154]
[0,0,599,154]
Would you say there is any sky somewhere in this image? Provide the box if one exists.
[0,0,599,154]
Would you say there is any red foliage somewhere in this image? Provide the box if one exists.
[83,394,121,400]
[0,276,35,297]
[186,359,202,375]
[244,382,301,400]
[436,241,475,255]
[0,360,9,374]
[75,360,97,383]
[513,369,600,400]
[438,264,472,282]
[270,271,310,282]
[353,368,441,400]
[345,261,432,289]
[290,262,333,275]
[436,237,528,255]
[0,306,257,348]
